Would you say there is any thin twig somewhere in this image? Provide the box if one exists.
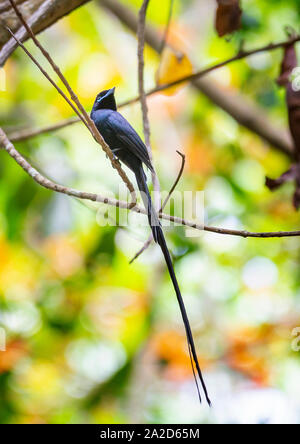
[129,236,151,265]
[4,1,137,206]
[8,33,299,158]
[161,150,186,210]
[130,150,186,264]
[129,235,152,264]
[1,127,300,239]
[137,0,161,212]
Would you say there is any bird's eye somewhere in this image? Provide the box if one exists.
[97,97,102,103]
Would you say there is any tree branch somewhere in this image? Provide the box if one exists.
[1,127,300,240]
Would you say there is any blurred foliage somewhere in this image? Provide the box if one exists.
[0,0,300,424]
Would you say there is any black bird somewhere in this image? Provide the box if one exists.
[91,87,211,406]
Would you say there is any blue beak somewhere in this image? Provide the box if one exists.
[107,87,116,96]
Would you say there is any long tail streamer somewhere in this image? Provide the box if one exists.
[135,166,211,406]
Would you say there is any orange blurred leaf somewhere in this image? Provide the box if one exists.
[0,340,28,373]
[186,136,215,175]
[227,349,270,385]
[150,330,209,381]
[156,48,193,96]
[226,325,275,385]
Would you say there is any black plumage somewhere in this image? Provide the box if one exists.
[91,87,211,406]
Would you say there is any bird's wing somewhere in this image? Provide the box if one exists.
[107,112,153,171]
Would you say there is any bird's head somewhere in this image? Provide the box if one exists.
[92,87,117,111]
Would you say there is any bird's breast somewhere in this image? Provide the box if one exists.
[91,110,115,146]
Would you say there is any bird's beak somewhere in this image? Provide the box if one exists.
[108,87,116,95]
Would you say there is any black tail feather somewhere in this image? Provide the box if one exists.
[156,227,211,406]
[135,166,160,243]
[135,165,211,406]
